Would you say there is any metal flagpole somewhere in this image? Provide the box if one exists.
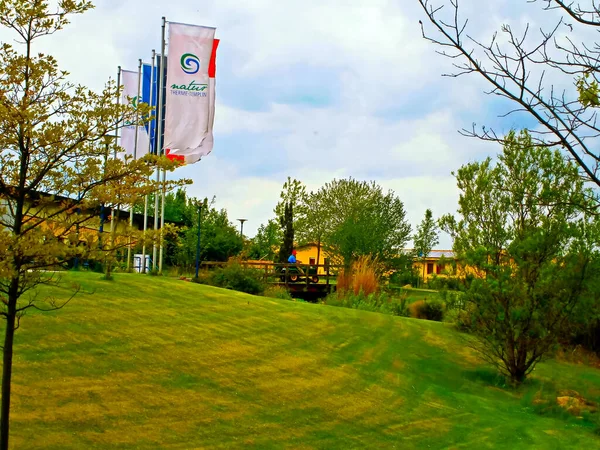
[109,66,122,247]
[194,201,203,279]
[142,50,156,274]
[159,168,166,273]
[152,146,160,270]
[100,68,123,249]
[152,50,162,271]
[127,59,143,272]
[158,17,167,274]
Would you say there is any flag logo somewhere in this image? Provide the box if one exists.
[180,53,200,74]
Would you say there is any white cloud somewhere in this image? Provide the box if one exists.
[1,0,578,250]
[169,101,482,246]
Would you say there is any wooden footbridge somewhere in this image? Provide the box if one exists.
[200,261,342,301]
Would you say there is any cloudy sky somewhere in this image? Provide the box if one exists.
[11,0,576,247]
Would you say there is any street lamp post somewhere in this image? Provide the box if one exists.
[237,219,248,238]
[194,198,208,279]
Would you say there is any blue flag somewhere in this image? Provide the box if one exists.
[142,63,157,154]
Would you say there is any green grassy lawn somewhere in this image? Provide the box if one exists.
[3,272,599,449]
[387,286,442,304]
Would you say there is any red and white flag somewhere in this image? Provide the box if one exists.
[119,69,150,159]
[164,23,218,164]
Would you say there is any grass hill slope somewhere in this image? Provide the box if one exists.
[3,272,600,449]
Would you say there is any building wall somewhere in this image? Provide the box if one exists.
[0,197,145,245]
[294,245,466,279]
[413,259,453,281]
[279,244,483,280]
[27,206,135,241]
[293,244,334,275]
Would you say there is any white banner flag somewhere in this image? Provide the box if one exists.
[120,70,150,159]
[164,23,217,164]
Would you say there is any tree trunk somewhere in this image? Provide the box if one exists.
[510,367,527,385]
[1,281,18,450]
[105,206,119,279]
[105,258,112,279]
[316,240,321,266]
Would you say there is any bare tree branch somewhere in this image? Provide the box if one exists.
[418,0,600,189]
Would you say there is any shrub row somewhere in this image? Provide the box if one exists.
[325,290,447,322]
[191,264,296,302]
[325,290,410,317]
[193,263,266,295]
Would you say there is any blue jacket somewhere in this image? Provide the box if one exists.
[288,254,296,263]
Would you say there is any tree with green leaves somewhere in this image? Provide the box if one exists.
[277,201,294,263]
[413,209,439,287]
[274,177,307,236]
[134,188,188,224]
[146,192,243,270]
[0,1,182,446]
[249,219,281,261]
[440,130,600,384]
[295,189,330,266]
[318,178,411,269]
[193,206,243,263]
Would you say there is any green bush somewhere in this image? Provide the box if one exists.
[455,304,477,331]
[443,307,460,324]
[422,300,444,321]
[264,286,293,300]
[112,261,128,273]
[387,295,410,317]
[89,260,104,273]
[411,299,445,322]
[209,263,266,295]
[191,270,212,285]
[440,289,471,327]
[389,270,420,288]
[427,275,463,291]
[445,290,466,311]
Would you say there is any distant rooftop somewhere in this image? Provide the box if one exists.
[402,249,455,259]
[293,243,456,259]
[427,250,455,258]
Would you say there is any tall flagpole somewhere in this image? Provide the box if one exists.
[152,53,160,271]
[158,17,167,274]
[109,66,122,249]
[159,168,166,273]
[127,59,143,271]
[154,17,166,272]
[142,49,156,274]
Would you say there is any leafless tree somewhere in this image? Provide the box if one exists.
[418,0,600,188]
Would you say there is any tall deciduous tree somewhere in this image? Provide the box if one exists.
[413,209,439,286]
[274,177,307,236]
[181,206,244,264]
[418,0,600,190]
[440,130,600,384]
[149,192,243,269]
[0,1,178,446]
[296,189,329,266]
[249,219,281,261]
[318,178,411,269]
[134,189,188,224]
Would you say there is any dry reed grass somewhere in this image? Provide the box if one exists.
[337,255,381,296]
